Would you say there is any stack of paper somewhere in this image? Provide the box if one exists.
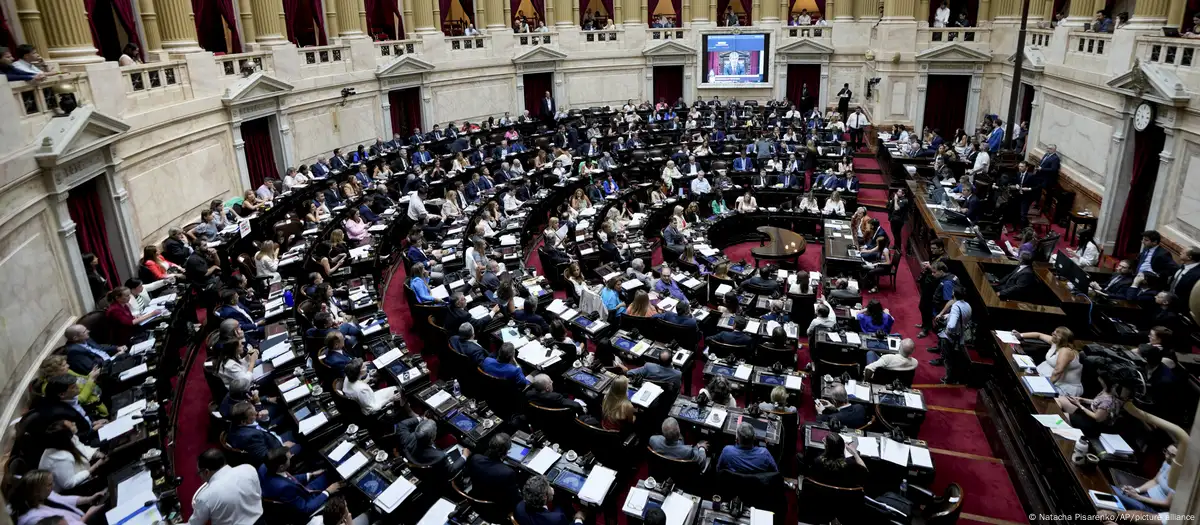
[910,446,933,468]
[547,300,568,314]
[1032,414,1083,441]
[844,332,862,345]
[119,363,149,382]
[298,412,329,435]
[826,332,842,343]
[282,383,311,403]
[846,380,871,400]
[706,407,729,428]
[658,298,679,312]
[734,364,753,380]
[743,319,761,334]
[632,382,664,407]
[99,414,140,441]
[880,437,910,466]
[105,502,163,525]
[1012,354,1038,369]
[622,487,651,515]
[621,279,643,290]
[518,342,559,367]
[468,305,491,319]
[1100,433,1134,456]
[749,509,773,525]
[1022,375,1057,396]
[416,498,457,525]
[579,465,616,504]
[263,341,291,361]
[329,441,355,462]
[855,435,880,458]
[903,392,924,409]
[425,390,453,409]
[115,470,155,507]
[527,448,562,474]
[374,348,404,369]
[715,284,733,296]
[785,375,804,391]
[375,477,417,513]
[662,493,694,525]
[995,330,1021,344]
[336,451,370,478]
[130,338,156,355]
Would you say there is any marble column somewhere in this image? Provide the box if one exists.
[52,191,95,312]
[403,0,417,34]
[136,0,163,54]
[232,122,254,191]
[682,0,691,23]
[338,0,367,37]
[833,0,853,21]
[37,0,103,65]
[430,0,443,33]
[705,0,715,23]
[153,0,204,54]
[758,0,774,23]
[545,0,555,25]
[1144,129,1176,231]
[623,0,642,24]
[555,0,574,26]
[855,0,878,20]
[15,0,48,58]
[990,0,1016,20]
[326,0,340,41]
[239,0,258,43]
[882,0,914,19]
[251,0,288,45]
[1128,0,1169,29]
[1061,0,1093,27]
[1095,107,1134,250]
[1167,0,1185,27]
[977,0,990,23]
[1042,0,1054,22]
[486,0,505,29]
[916,0,929,22]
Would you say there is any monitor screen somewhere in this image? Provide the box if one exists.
[571,371,601,387]
[356,470,389,499]
[627,387,637,400]
[679,405,705,421]
[737,415,769,437]
[702,34,770,84]
[507,443,531,462]
[294,405,314,421]
[865,339,889,351]
[878,393,904,406]
[554,470,587,493]
[759,373,785,386]
[449,412,478,433]
[614,337,636,351]
[574,316,594,328]
[808,426,832,444]
[710,365,736,377]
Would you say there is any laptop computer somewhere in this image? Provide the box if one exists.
[1163,27,1181,37]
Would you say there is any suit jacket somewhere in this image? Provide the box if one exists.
[541,98,556,117]
[1038,152,1060,176]
[654,311,698,330]
[817,404,869,429]
[26,399,96,445]
[1171,265,1200,302]
[996,266,1037,300]
[466,455,520,505]
[397,418,463,478]
[323,351,351,376]
[1139,247,1180,278]
[65,340,116,374]
[627,362,682,392]
[227,424,282,465]
[963,194,981,221]
[258,467,328,515]
[526,389,584,413]
[512,310,551,333]
[710,330,753,348]
[515,501,571,525]
[162,238,191,266]
[1101,274,1134,296]
[216,303,258,333]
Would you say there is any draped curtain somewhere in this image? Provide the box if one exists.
[1114,126,1166,258]
[242,118,277,190]
[84,0,142,60]
[368,0,405,39]
[67,180,120,293]
[282,0,327,46]
[653,66,683,106]
[785,64,820,112]
[0,5,15,50]
[738,0,751,20]
[389,88,422,137]
[513,0,545,22]
[580,0,613,22]
[814,0,824,18]
[717,0,729,23]
[1051,0,1067,19]
[439,0,452,28]
[194,0,243,53]
[646,0,679,24]
[523,73,552,118]
[1185,0,1200,31]
[921,74,969,138]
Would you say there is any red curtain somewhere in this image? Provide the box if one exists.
[1114,126,1166,258]
[85,0,142,61]
[524,73,552,118]
[1052,0,1067,19]
[653,66,682,106]
[814,0,825,18]
[110,0,141,58]
[67,180,120,290]
[786,64,820,112]
[579,0,613,21]
[738,0,751,18]
[717,0,729,23]
[513,0,544,22]
[310,0,328,43]
[0,5,15,50]
[195,0,243,53]
[922,74,969,138]
[368,0,405,39]
[389,88,422,137]
[242,117,277,190]
[283,0,327,46]
[439,0,452,28]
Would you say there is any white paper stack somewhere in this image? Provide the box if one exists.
[1022,375,1057,396]
[1012,354,1038,368]
[425,390,453,409]
[1100,433,1134,456]
[468,305,491,319]
[845,332,861,345]
[749,509,774,525]
[329,441,355,462]
[785,375,804,391]
[282,383,311,403]
[715,284,733,296]
[298,412,329,435]
[622,487,651,515]
[632,382,664,407]
[416,498,457,525]
[706,407,728,428]
[130,338,156,355]
[374,348,404,369]
[547,299,568,314]
[903,392,924,409]
[119,363,149,382]
[117,399,148,418]
[99,414,140,441]
[662,493,694,525]
[621,279,643,290]
[846,380,871,400]
[579,465,617,504]
[743,319,761,334]
[880,438,910,466]
[995,330,1021,344]
[734,364,753,380]
[856,436,880,458]
[375,477,417,513]
[527,448,562,474]
[910,446,933,468]
[826,332,842,343]
[337,451,370,478]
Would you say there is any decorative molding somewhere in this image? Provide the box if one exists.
[1106,60,1191,106]
[221,72,295,106]
[375,55,436,80]
[914,42,992,63]
[512,46,569,64]
[642,40,697,57]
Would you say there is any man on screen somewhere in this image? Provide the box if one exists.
[722,52,747,76]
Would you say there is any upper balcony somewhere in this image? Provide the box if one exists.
[918,27,991,52]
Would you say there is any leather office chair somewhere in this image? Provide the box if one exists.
[452,473,507,522]
[816,359,861,380]
[868,367,916,387]
[474,367,522,419]
[715,470,785,515]
[656,318,700,351]
[573,417,639,470]
[261,498,314,525]
[798,477,865,524]
[645,446,707,495]
[753,343,797,368]
[219,431,251,466]
[706,340,752,362]
[924,483,963,525]
[525,403,576,443]
[620,313,656,334]
[440,340,475,383]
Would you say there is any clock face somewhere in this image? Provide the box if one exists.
[1134,103,1154,131]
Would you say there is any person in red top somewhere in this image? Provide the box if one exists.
[140,245,181,281]
[104,287,163,345]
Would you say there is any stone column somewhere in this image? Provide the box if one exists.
[251,0,288,45]
[916,0,929,22]
[403,0,416,34]
[1061,0,1093,27]
[1042,0,1054,22]
[545,0,555,25]
[977,0,990,23]
[991,0,1016,20]
[485,0,504,29]
[623,0,641,24]
[555,0,574,27]
[338,0,367,37]
[707,0,715,22]
[855,0,878,20]
[15,0,48,58]
[682,0,691,23]
[136,0,163,55]
[414,0,437,33]
[757,0,774,23]
[239,0,258,43]
[833,0,853,21]
[1168,0,1185,27]
[1128,0,1169,29]
[153,0,204,54]
[883,0,914,19]
[326,0,340,41]
[37,0,103,65]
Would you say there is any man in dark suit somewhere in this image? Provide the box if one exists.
[515,475,584,525]
[540,91,556,121]
[321,332,352,376]
[1169,247,1200,305]
[24,375,100,445]
[626,348,684,392]
[526,374,586,413]
[1037,144,1060,186]
[259,447,340,517]
[64,324,126,374]
[773,170,799,189]
[1091,259,1136,297]
[493,139,515,160]
[710,316,754,348]
[410,127,427,145]
[162,227,193,266]
[653,299,698,330]
[450,323,489,364]
[959,185,981,222]
[466,433,521,506]
[816,385,868,429]
[741,266,781,295]
[445,294,497,334]
[995,252,1038,301]
[227,401,299,465]
[512,299,551,333]
[1010,162,1042,227]
[396,412,465,477]
[1137,230,1180,278]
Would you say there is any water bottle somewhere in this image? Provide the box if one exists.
[283,289,294,307]
[452,379,461,397]
[900,479,908,495]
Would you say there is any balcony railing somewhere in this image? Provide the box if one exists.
[301,44,349,65]
[513,32,555,46]
[581,28,620,42]
[375,39,422,61]
[216,51,273,77]
[1027,28,1053,47]
[1069,32,1111,56]
[648,28,687,40]
[122,61,186,94]
[920,27,990,45]
[1140,36,1197,70]
[11,72,90,117]
[446,35,490,50]
[785,25,831,39]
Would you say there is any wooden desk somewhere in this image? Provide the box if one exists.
[979,331,1109,523]
[1034,267,1144,336]
[903,180,976,278]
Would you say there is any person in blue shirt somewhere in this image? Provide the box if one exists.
[986,120,1005,152]
[654,267,688,301]
[259,446,339,517]
[602,174,620,195]
[412,144,434,166]
[601,276,626,316]
[481,343,529,386]
[856,299,895,334]
[1092,9,1113,32]
[653,299,698,330]
[716,422,778,473]
[410,264,440,304]
[709,316,754,347]
[732,151,752,172]
[761,299,789,324]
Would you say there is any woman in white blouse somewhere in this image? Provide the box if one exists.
[1015,327,1084,396]
[823,190,846,216]
[735,191,758,212]
[451,152,470,172]
[692,140,712,156]
[934,1,951,26]
[39,420,104,491]
[837,155,855,174]
[564,262,587,298]
[216,338,257,389]
[442,189,463,219]
[661,161,682,190]
[570,188,592,211]
[254,241,281,282]
[479,211,498,237]
[511,159,527,176]
[797,191,821,213]
[650,183,667,204]
[1068,227,1101,268]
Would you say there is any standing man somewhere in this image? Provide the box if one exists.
[1037,144,1061,189]
[540,91,556,122]
[189,449,263,525]
[847,108,868,151]
[1010,161,1040,227]
[836,83,852,119]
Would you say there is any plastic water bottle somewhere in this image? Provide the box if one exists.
[283,289,294,307]
[900,479,908,494]
[452,380,461,397]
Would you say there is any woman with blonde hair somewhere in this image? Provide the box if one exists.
[534,149,549,169]
[1015,327,1084,396]
[601,375,636,432]
[625,290,660,317]
[9,469,106,525]
[451,151,469,172]
[570,188,592,210]
[35,356,106,417]
[544,217,565,248]
[564,261,586,298]
[254,240,281,281]
[442,189,463,219]
[822,190,846,216]
[672,205,687,229]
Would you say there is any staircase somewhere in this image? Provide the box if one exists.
[853,152,890,212]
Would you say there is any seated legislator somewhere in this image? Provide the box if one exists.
[1054,377,1131,437]
[598,375,636,433]
[710,316,754,347]
[855,299,894,334]
[650,417,709,466]
[466,433,522,506]
[808,298,837,337]
[320,332,352,376]
[513,297,551,334]
[1090,259,1135,297]
[654,299,698,330]
[741,267,781,295]
[259,447,341,517]
[1111,444,1177,514]
[451,323,490,364]
[35,356,106,418]
[104,286,162,346]
[341,359,402,415]
[1014,327,1083,396]
[227,401,300,465]
[8,469,107,525]
[625,291,660,318]
[63,324,126,375]
[757,386,797,414]
[481,343,530,386]
[515,475,585,525]
[994,251,1038,301]
[654,268,688,301]
[735,191,758,212]
[38,420,105,492]
[396,414,466,476]
[527,374,586,414]
[698,376,738,408]
[806,432,869,488]
[815,384,868,429]
[865,338,918,378]
[625,348,683,392]
[716,422,779,474]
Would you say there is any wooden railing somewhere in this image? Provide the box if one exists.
[216,51,273,77]
[11,72,90,117]
[122,61,187,94]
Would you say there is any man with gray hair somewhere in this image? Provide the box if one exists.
[64,324,125,374]
[162,226,194,265]
[649,417,708,465]
[450,322,488,364]
[716,422,778,473]
[865,338,918,380]
[815,384,869,429]
[515,475,585,525]
[653,299,697,330]
[526,374,585,413]
[625,348,682,392]
[397,411,465,476]
[626,258,652,287]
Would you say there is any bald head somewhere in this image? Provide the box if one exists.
[899,338,915,357]
[532,374,553,392]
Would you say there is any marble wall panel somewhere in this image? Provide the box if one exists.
[124,136,239,244]
[1039,101,1112,182]
[1178,153,1200,233]
[291,100,383,162]
[431,78,516,123]
[565,70,644,108]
